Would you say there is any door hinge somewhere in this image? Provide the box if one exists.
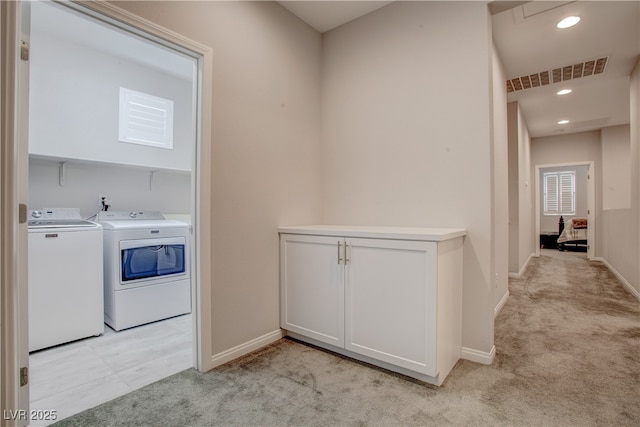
[20,367,28,386]
[20,41,29,61]
[19,204,27,224]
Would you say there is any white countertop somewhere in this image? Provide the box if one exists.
[278,225,466,242]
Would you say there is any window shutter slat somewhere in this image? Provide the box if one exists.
[559,173,575,214]
[544,173,559,213]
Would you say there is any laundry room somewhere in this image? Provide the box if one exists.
[28,2,195,219]
[26,1,197,421]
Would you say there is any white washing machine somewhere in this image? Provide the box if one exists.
[28,208,104,352]
[97,211,191,331]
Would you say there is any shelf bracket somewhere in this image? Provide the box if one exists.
[58,161,67,187]
[149,170,157,191]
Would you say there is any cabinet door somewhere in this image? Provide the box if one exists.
[280,234,345,347]
[345,238,437,376]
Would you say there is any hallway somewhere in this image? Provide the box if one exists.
[56,250,639,426]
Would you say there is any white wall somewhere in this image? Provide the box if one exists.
[29,23,194,172]
[602,63,640,299]
[602,125,631,211]
[631,58,640,294]
[538,165,589,233]
[507,102,519,273]
[517,105,533,271]
[531,130,602,256]
[602,58,639,297]
[321,2,496,356]
[492,42,509,312]
[113,1,324,355]
[115,0,506,362]
[507,102,534,275]
[29,158,191,218]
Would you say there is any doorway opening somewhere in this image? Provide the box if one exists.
[22,0,211,422]
[535,161,595,260]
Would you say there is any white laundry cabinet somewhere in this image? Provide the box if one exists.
[279,225,466,386]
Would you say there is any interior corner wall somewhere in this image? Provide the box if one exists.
[321,1,495,355]
[517,106,534,271]
[507,102,533,275]
[601,126,640,290]
[606,57,640,297]
[531,130,603,257]
[626,57,640,294]
[600,124,635,291]
[507,102,519,273]
[492,42,509,311]
[113,1,324,355]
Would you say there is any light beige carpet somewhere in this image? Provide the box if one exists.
[56,250,639,426]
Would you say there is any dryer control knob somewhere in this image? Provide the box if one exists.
[129,211,137,218]
[31,210,42,218]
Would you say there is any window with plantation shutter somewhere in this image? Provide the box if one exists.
[544,171,575,215]
[119,87,174,149]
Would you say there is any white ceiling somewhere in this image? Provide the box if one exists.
[279,0,640,138]
[34,1,639,140]
[31,1,196,82]
[277,1,393,33]
[492,1,639,138]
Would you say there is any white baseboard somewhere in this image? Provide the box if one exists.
[508,252,534,278]
[594,257,640,302]
[210,329,285,368]
[494,290,509,317]
[461,345,495,365]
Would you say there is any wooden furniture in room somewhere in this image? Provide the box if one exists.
[540,232,559,249]
[557,216,588,252]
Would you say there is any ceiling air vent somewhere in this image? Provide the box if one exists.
[506,57,608,93]
[569,117,610,129]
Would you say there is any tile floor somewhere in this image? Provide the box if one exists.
[28,314,193,426]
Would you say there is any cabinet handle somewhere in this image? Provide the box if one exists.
[345,242,351,265]
[337,241,343,264]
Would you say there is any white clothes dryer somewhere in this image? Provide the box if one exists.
[97,211,191,331]
[28,208,104,352]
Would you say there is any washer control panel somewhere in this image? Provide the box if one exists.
[29,208,83,221]
[96,211,166,221]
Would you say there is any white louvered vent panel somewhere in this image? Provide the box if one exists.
[119,88,174,149]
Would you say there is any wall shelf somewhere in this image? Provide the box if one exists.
[29,154,192,177]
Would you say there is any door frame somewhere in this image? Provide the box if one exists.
[1,0,214,419]
[534,161,595,259]
[1,0,29,421]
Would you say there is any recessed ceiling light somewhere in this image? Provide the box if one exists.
[558,119,570,125]
[557,16,580,29]
[557,89,572,95]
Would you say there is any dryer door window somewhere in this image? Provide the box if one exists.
[120,237,186,283]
